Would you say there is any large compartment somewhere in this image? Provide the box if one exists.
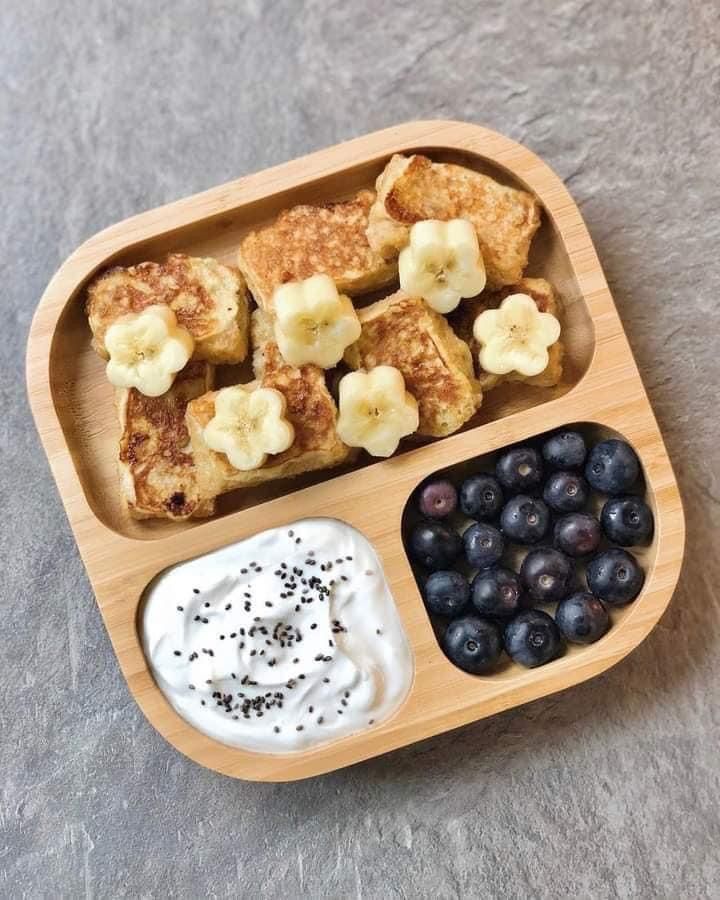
[48,144,594,539]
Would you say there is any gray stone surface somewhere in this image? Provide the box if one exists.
[2,0,719,896]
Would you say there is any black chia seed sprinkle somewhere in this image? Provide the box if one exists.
[193,588,200,594]
[317,716,324,724]
[204,601,210,608]
[296,725,304,731]
[173,651,181,656]
[177,606,184,612]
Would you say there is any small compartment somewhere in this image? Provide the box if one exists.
[47,143,595,540]
[137,517,414,754]
[402,423,658,681]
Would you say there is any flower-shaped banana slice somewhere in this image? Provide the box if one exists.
[398,219,487,314]
[336,366,419,458]
[105,305,194,397]
[473,293,561,377]
[203,385,295,471]
[272,273,362,368]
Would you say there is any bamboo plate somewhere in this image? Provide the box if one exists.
[26,120,685,781]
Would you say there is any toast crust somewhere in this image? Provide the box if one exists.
[117,360,215,520]
[367,154,541,288]
[87,254,249,365]
[345,291,481,437]
[187,311,352,498]
[450,277,564,391]
[237,190,398,308]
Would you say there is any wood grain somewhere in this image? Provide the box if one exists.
[26,121,684,781]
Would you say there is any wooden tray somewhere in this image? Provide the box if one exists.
[26,121,685,781]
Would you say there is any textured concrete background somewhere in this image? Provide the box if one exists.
[2,1,719,897]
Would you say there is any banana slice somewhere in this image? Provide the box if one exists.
[272,273,361,368]
[473,293,561,377]
[398,219,487,314]
[337,366,419,458]
[203,385,295,471]
[105,305,194,397]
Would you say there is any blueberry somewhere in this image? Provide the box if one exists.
[496,446,544,493]
[418,479,458,519]
[543,471,590,513]
[554,513,602,558]
[471,567,524,618]
[423,571,470,617]
[504,610,563,668]
[459,474,504,521]
[520,547,573,603]
[585,439,640,495]
[555,591,610,644]
[542,430,587,470]
[463,522,505,569]
[601,496,654,546]
[586,548,644,605]
[500,495,550,544]
[409,521,462,571]
[442,616,504,674]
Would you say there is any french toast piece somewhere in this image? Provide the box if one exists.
[237,190,398,308]
[116,360,215,520]
[450,277,564,391]
[186,310,352,499]
[367,154,541,288]
[87,254,249,365]
[344,291,482,438]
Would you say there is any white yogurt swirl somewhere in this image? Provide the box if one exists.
[141,518,413,753]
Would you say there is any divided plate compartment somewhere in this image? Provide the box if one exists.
[27,121,684,781]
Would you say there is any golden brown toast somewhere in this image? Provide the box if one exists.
[116,360,215,520]
[450,277,564,391]
[367,154,541,288]
[186,310,352,498]
[344,291,481,437]
[87,254,249,364]
[237,190,398,308]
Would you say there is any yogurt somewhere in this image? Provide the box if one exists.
[141,518,413,753]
